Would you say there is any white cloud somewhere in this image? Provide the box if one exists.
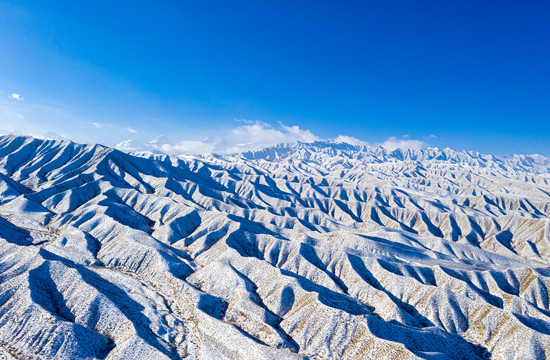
[227,121,319,153]
[114,121,432,156]
[9,93,23,101]
[116,135,222,155]
[0,106,430,157]
[233,118,254,124]
[333,135,369,146]
[115,139,140,152]
[280,123,319,143]
[117,122,322,156]
[37,132,66,140]
[159,139,221,155]
[88,121,116,129]
[377,136,427,151]
[0,128,19,135]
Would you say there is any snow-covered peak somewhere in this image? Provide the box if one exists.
[232,140,550,174]
[0,134,549,359]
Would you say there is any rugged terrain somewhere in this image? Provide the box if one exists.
[0,135,549,359]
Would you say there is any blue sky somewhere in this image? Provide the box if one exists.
[1,1,549,155]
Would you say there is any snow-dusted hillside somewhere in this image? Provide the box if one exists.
[0,135,549,359]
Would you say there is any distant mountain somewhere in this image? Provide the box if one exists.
[0,135,549,359]
[235,140,550,174]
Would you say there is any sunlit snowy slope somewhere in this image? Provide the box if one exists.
[0,135,549,359]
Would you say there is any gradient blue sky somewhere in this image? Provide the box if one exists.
[1,1,549,155]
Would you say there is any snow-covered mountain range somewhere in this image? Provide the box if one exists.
[0,135,549,359]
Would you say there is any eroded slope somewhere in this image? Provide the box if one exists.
[0,136,549,359]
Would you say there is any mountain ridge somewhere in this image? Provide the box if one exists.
[0,135,548,359]
[110,133,550,173]
[234,140,550,173]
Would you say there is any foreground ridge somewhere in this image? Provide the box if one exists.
[0,135,549,359]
